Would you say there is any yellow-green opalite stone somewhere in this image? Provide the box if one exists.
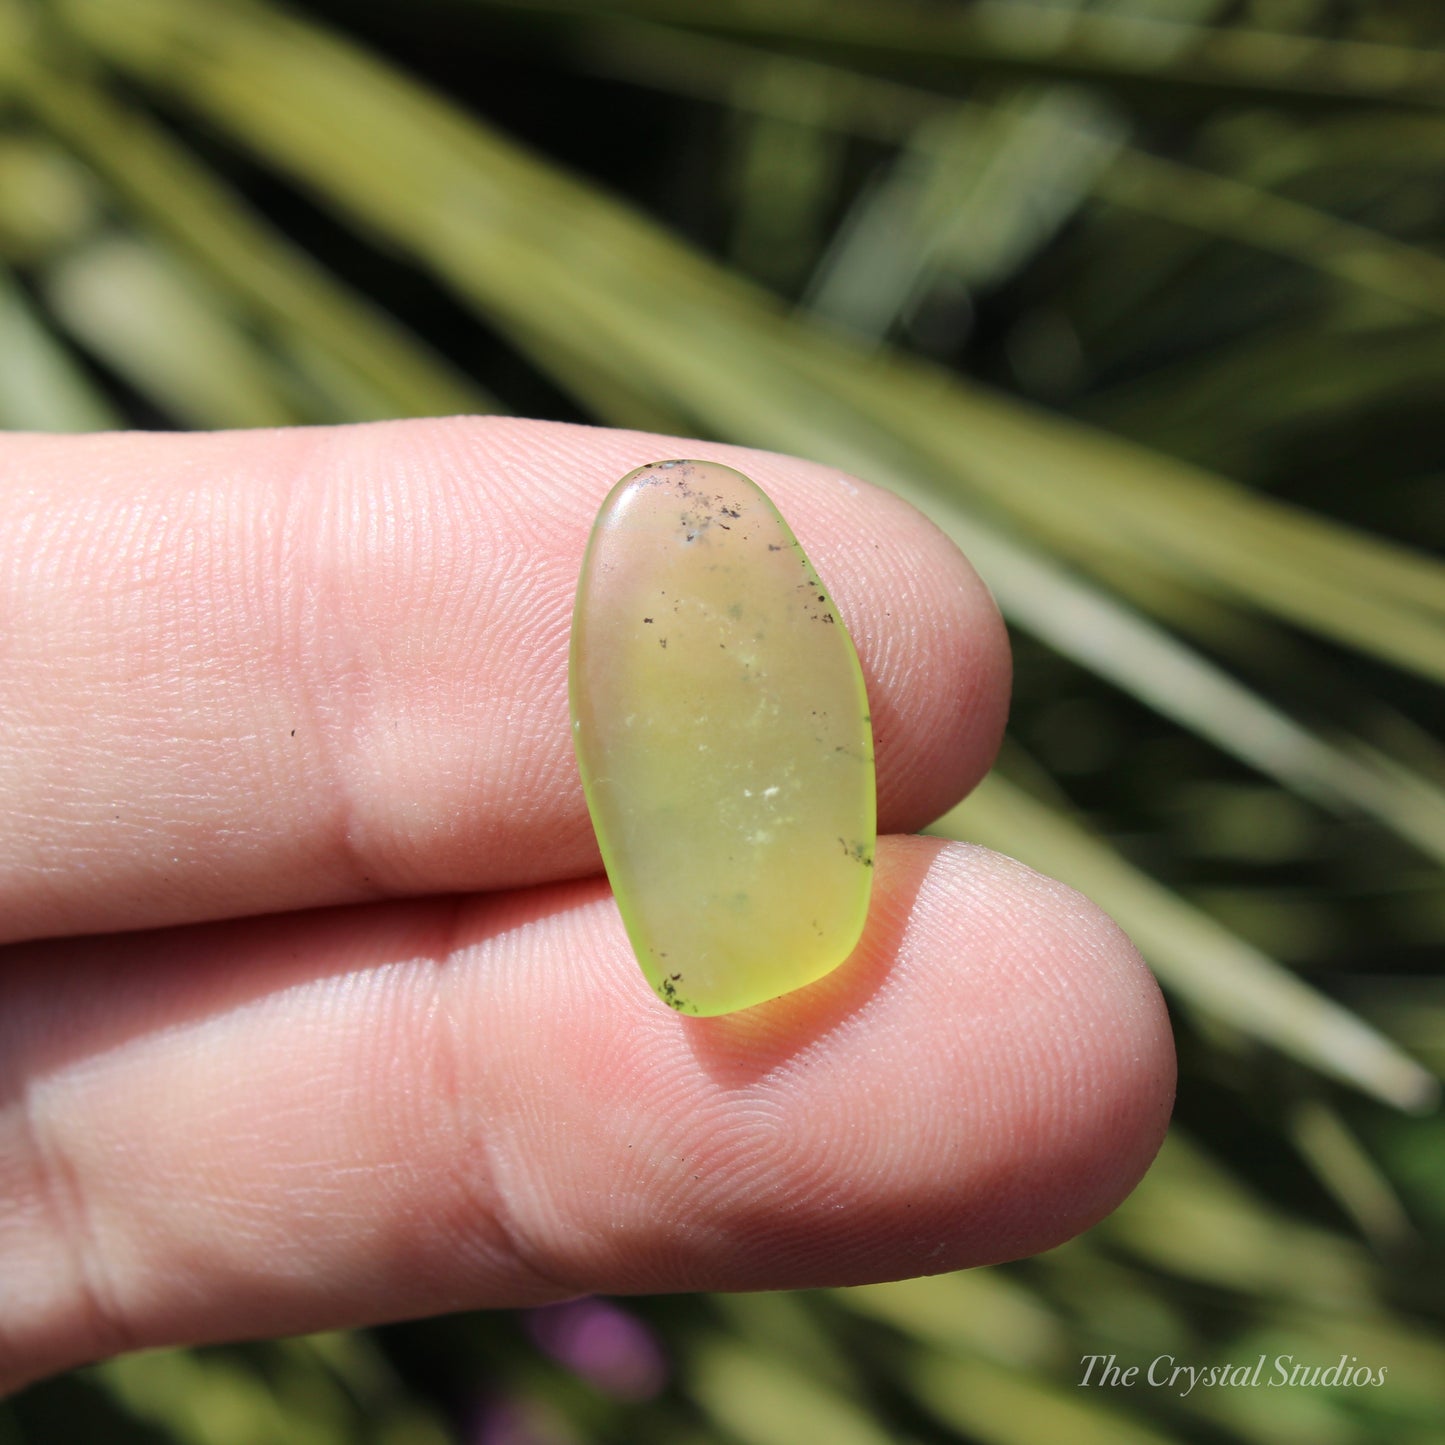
[569,460,876,1015]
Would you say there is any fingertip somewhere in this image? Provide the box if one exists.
[493,835,1174,1290]
[925,844,1177,1258]
[710,834,1174,1272]
[446,418,1013,828]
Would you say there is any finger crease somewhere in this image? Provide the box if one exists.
[426,903,577,1303]
[19,1074,137,1365]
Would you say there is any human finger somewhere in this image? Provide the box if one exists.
[0,419,1009,942]
[0,836,1173,1390]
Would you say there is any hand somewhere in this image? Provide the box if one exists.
[0,417,1174,1391]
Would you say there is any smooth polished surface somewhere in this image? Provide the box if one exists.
[570,460,876,1014]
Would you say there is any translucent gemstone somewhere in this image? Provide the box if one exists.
[569,460,876,1015]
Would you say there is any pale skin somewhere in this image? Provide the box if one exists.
[0,416,1175,1394]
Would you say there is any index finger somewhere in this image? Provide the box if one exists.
[0,418,1009,943]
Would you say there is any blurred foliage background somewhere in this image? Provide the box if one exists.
[3,0,1445,1440]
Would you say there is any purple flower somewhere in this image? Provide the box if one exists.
[524,1297,668,1401]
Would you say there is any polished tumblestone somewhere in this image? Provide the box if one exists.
[569,460,875,1015]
